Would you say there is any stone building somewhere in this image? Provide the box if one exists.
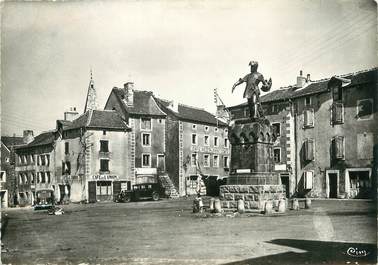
[228,68,377,198]
[56,109,131,203]
[14,130,58,206]
[104,83,167,185]
[1,135,25,207]
[155,98,230,196]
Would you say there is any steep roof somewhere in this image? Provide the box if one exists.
[155,98,228,127]
[65,110,130,131]
[1,136,25,150]
[228,67,377,109]
[111,88,166,117]
[15,131,56,149]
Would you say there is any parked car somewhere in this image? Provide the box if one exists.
[34,189,55,210]
[116,183,163,202]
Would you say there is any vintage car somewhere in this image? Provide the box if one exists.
[116,183,162,202]
[34,189,55,210]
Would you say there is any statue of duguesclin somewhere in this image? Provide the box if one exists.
[232,61,272,119]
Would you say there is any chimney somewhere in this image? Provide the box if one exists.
[64,107,79,121]
[124,82,134,106]
[306,73,311,82]
[168,100,179,113]
[23,130,34,144]
[296,70,307,88]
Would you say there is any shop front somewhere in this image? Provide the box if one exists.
[88,174,131,203]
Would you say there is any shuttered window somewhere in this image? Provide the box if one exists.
[331,103,344,124]
[304,139,314,161]
[303,109,314,128]
[332,136,345,160]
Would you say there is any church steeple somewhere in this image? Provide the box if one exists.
[84,69,98,113]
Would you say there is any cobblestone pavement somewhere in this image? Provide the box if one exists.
[1,198,376,265]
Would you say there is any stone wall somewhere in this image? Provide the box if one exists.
[220,184,286,210]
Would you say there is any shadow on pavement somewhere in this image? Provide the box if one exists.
[222,239,377,265]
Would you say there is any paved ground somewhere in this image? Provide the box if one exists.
[1,198,377,265]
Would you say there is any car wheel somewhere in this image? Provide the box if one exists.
[152,192,160,201]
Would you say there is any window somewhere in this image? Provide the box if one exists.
[272,123,281,137]
[100,140,109,152]
[191,153,198,166]
[203,154,210,167]
[31,155,35,164]
[37,173,41,183]
[24,173,29,184]
[224,128,228,134]
[142,133,151,146]
[103,130,107,135]
[62,161,71,175]
[37,155,41,165]
[303,139,315,161]
[272,104,279,113]
[204,135,209,146]
[204,126,209,132]
[18,156,22,164]
[142,154,151,167]
[214,136,218,147]
[100,159,109,172]
[192,124,197,130]
[41,172,46,183]
[19,174,23,184]
[273,148,281,163]
[304,96,311,106]
[223,156,229,168]
[31,173,35,184]
[303,109,314,128]
[356,99,373,120]
[46,154,50,166]
[141,118,152,130]
[332,136,345,160]
[215,128,218,132]
[47,172,51,183]
[191,134,197,145]
[0,171,6,182]
[41,155,46,166]
[224,138,229,148]
[213,155,219,167]
[158,119,163,124]
[331,102,344,124]
[332,85,343,101]
[65,142,69,155]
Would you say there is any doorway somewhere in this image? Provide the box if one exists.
[328,173,338,198]
[280,174,290,198]
[157,154,165,173]
[326,170,339,198]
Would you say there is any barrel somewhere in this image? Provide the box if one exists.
[305,198,311,209]
[278,199,286,213]
[237,199,245,214]
[209,198,215,212]
[214,199,222,213]
[264,201,273,214]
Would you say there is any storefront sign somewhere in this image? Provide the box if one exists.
[190,145,230,154]
[274,164,287,171]
[135,168,157,175]
[91,175,119,181]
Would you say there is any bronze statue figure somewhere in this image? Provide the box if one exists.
[232,61,272,119]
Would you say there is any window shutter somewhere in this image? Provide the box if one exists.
[335,136,344,159]
[304,171,313,189]
[305,139,314,161]
[304,109,314,127]
[332,103,343,124]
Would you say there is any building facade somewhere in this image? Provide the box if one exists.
[1,135,25,207]
[104,83,167,185]
[228,68,377,198]
[155,98,230,196]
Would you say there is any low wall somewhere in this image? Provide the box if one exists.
[219,184,286,210]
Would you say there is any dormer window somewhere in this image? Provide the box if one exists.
[305,96,311,106]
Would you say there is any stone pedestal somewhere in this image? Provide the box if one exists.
[220,118,285,211]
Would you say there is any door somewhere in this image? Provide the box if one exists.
[280,175,290,198]
[329,173,338,198]
[157,155,165,173]
[113,181,122,200]
[88,181,97,203]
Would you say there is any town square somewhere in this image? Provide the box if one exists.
[1,1,377,264]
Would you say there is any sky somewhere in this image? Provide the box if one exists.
[1,0,377,136]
